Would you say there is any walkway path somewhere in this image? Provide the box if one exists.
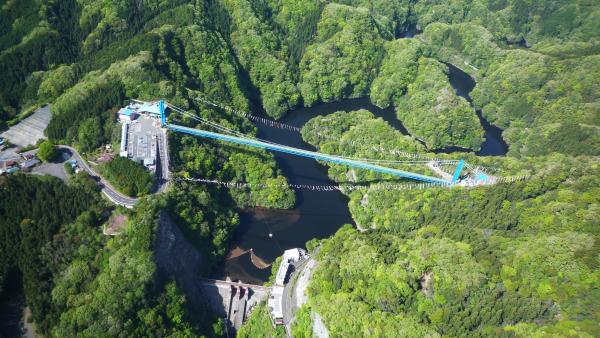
[427,161,453,181]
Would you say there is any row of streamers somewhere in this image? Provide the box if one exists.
[194,96,301,132]
[174,175,529,190]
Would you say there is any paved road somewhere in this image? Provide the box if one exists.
[31,150,70,181]
[58,145,139,208]
[281,258,312,334]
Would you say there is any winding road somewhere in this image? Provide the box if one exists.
[57,145,139,208]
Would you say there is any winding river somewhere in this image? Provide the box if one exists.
[213,64,508,284]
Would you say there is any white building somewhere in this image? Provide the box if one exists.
[269,248,308,326]
[120,123,129,157]
[274,248,307,286]
[283,248,306,262]
[275,260,291,287]
[268,286,285,326]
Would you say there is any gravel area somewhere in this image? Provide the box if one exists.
[0,148,20,161]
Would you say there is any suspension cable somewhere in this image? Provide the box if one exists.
[194,96,301,132]
[170,104,461,167]
[173,175,529,191]
[191,97,487,164]
[174,177,446,191]
[167,102,509,182]
[169,103,497,179]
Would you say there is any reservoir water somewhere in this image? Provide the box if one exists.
[445,63,509,156]
[211,98,398,284]
[214,63,508,284]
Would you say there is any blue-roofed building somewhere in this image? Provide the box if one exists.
[136,102,162,118]
[118,107,137,121]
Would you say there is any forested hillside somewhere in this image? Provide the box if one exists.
[300,114,599,335]
[0,174,222,336]
[1,0,598,336]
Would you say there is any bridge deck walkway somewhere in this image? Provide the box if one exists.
[167,124,452,185]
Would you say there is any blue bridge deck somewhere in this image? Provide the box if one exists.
[167,124,454,185]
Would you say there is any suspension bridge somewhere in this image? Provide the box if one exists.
[156,100,495,187]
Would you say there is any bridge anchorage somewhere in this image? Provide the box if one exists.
[153,99,497,187]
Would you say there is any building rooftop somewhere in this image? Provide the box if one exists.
[268,286,284,321]
[137,102,162,116]
[119,107,135,116]
[274,248,308,286]
[282,248,306,262]
[21,158,40,168]
[275,260,291,286]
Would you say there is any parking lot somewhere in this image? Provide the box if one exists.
[31,148,72,181]
[1,105,51,147]
[126,116,162,169]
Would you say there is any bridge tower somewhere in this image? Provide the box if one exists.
[159,99,166,127]
[452,159,465,184]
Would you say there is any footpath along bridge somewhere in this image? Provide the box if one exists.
[155,100,495,186]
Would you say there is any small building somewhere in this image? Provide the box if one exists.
[274,248,307,286]
[21,158,40,169]
[275,260,291,286]
[20,150,37,160]
[143,158,155,166]
[135,101,163,118]
[282,248,306,262]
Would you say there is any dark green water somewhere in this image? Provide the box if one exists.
[214,64,508,283]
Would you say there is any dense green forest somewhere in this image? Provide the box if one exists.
[36,140,59,162]
[98,156,154,197]
[1,0,599,336]
[299,110,599,335]
[0,174,221,336]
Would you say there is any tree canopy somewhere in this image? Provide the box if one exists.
[37,140,59,162]
[99,157,154,197]
[1,0,599,336]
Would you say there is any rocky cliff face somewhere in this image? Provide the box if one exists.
[154,213,215,313]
